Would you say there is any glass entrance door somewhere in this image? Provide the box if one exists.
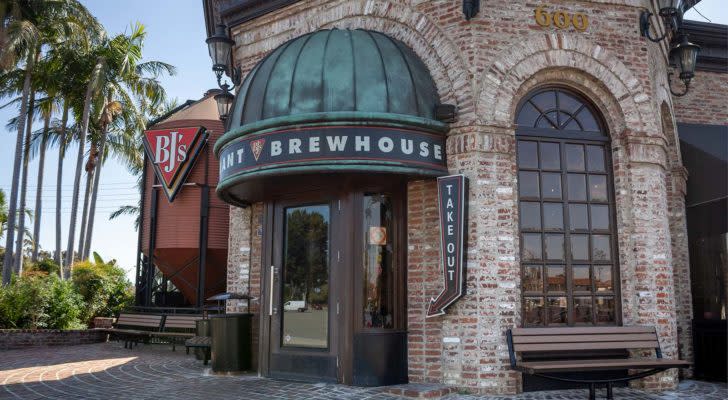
[268,201,339,381]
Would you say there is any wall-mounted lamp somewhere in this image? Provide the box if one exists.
[640,0,683,43]
[463,0,479,21]
[668,33,700,96]
[206,24,241,120]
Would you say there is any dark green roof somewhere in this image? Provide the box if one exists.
[222,28,446,143]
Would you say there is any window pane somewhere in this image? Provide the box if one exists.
[520,202,541,230]
[578,109,600,132]
[573,297,593,324]
[594,265,613,292]
[545,234,564,260]
[362,194,395,329]
[522,233,542,261]
[565,144,585,171]
[589,175,608,201]
[558,92,582,114]
[567,174,587,201]
[569,204,589,231]
[590,205,610,230]
[524,297,545,326]
[548,297,568,324]
[517,141,538,168]
[571,234,589,261]
[537,114,557,129]
[541,173,562,200]
[282,205,329,348]
[519,171,540,198]
[547,266,566,292]
[595,297,616,324]
[563,119,581,131]
[586,145,606,172]
[517,103,539,128]
[573,265,591,291]
[592,235,611,261]
[543,203,563,230]
[523,266,543,292]
[531,91,556,112]
[540,142,560,169]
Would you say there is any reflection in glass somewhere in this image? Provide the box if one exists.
[586,145,606,171]
[567,174,587,201]
[520,202,541,230]
[524,266,543,292]
[592,235,611,261]
[540,142,560,169]
[573,297,593,323]
[522,233,542,261]
[519,171,540,198]
[573,265,591,291]
[569,204,589,231]
[589,175,608,201]
[517,141,538,168]
[571,234,589,260]
[548,297,568,324]
[565,144,585,171]
[543,203,563,230]
[547,266,566,292]
[282,205,330,348]
[590,205,610,230]
[541,173,562,200]
[596,297,616,323]
[594,265,613,292]
[524,297,545,326]
[363,194,395,329]
[545,235,565,260]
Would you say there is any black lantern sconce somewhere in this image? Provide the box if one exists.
[206,24,241,120]
[463,0,479,21]
[668,33,700,96]
[639,1,700,97]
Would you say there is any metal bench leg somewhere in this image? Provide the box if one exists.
[588,383,596,400]
[172,342,176,352]
[606,382,613,400]
[186,347,190,355]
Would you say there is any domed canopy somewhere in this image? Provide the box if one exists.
[215,29,450,205]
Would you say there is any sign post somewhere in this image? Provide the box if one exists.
[427,174,468,317]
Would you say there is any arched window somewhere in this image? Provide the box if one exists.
[516,88,618,327]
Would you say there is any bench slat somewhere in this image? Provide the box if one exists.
[512,333,657,344]
[517,358,690,374]
[515,340,660,352]
[511,326,654,336]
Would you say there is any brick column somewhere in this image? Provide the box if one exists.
[667,166,693,376]
[621,139,679,391]
[407,125,521,395]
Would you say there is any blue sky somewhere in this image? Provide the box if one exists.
[0,1,725,282]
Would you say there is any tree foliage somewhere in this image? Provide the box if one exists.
[71,255,133,324]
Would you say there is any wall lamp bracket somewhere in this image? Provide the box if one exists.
[640,11,671,43]
[463,0,479,21]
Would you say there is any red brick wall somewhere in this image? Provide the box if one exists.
[674,70,728,126]
[0,330,106,350]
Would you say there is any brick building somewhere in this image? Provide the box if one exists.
[198,0,727,394]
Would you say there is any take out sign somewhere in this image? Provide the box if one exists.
[143,126,208,202]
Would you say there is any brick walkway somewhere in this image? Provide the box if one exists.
[0,343,724,399]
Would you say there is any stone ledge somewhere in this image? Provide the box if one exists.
[383,383,459,399]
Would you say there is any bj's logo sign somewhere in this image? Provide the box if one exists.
[143,126,208,202]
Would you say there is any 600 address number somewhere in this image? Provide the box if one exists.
[534,6,588,31]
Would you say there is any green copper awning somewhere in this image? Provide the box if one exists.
[215,29,450,205]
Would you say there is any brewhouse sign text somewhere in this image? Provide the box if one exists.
[218,126,447,180]
[427,174,468,317]
[143,126,208,202]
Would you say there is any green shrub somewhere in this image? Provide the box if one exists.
[72,259,133,323]
[0,274,84,329]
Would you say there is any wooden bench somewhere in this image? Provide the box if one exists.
[507,326,690,400]
[184,336,212,365]
[149,314,201,351]
[101,313,163,349]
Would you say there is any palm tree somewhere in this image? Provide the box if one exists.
[79,24,174,260]
[1,0,101,284]
[0,189,7,239]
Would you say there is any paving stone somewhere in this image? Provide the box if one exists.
[0,343,725,400]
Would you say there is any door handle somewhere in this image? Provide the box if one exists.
[269,265,276,316]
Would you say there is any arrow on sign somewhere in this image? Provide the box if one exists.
[427,175,468,318]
